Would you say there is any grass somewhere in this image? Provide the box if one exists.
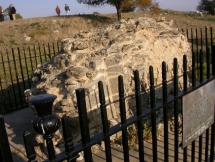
[0,9,214,48]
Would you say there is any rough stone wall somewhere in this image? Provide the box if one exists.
[31,17,191,139]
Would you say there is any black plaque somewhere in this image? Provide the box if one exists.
[182,80,215,147]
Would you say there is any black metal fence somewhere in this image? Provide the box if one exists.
[21,45,215,162]
[0,27,215,162]
[0,42,61,114]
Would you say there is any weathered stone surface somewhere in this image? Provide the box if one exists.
[30,17,191,144]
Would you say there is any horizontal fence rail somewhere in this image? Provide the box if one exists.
[0,27,214,162]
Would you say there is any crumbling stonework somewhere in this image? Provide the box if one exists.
[31,17,191,141]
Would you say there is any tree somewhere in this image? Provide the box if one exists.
[197,0,215,15]
[136,0,152,9]
[121,0,135,12]
[77,0,154,21]
[77,0,124,21]
[121,0,153,12]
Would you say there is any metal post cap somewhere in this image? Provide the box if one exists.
[30,94,57,105]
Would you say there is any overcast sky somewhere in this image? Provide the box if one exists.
[0,0,201,18]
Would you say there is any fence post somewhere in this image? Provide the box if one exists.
[118,76,130,162]
[57,41,60,53]
[6,49,17,109]
[162,62,168,162]
[205,62,210,162]
[186,28,189,41]
[62,116,77,162]
[205,27,208,51]
[149,66,157,162]
[206,47,210,79]
[191,28,194,55]
[43,44,47,62]
[173,58,179,162]
[76,88,93,162]
[183,55,188,91]
[191,49,196,162]
[37,44,43,64]
[200,49,203,83]
[212,45,215,76]
[200,28,203,52]
[0,115,13,162]
[210,45,215,162]
[28,46,34,73]
[98,81,112,162]
[23,131,37,162]
[12,48,23,106]
[23,47,31,88]
[183,55,188,162]
[52,43,56,56]
[210,27,213,51]
[196,28,199,63]
[134,70,144,162]
[192,50,196,87]
[199,50,203,162]
[47,43,52,59]
[33,46,38,66]
[0,77,6,113]
[17,48,26,90]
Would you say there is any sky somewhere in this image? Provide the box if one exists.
[0,0,201,18]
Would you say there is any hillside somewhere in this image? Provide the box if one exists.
[0,10,215,48]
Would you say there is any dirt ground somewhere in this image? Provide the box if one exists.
[0,10,214,48]
[5,108,212,162]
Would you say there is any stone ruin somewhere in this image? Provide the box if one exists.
[31,17,191,143]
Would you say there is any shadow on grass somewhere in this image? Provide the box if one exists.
[53,14,113,23]
[193,16,215,23]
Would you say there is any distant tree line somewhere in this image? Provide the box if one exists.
[77,0,159,21]
[197,0,215,15]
